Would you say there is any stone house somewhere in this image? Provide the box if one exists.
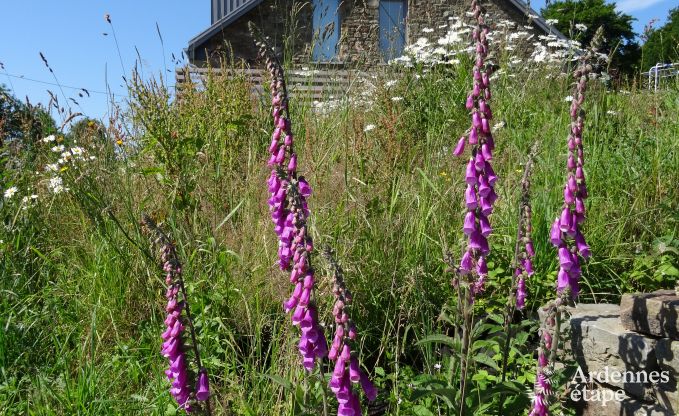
[185,0,565,67]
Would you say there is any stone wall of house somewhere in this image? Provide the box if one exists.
[191,0,547,67]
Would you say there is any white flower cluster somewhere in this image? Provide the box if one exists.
[390,15,583,69]
[41,136,96,195]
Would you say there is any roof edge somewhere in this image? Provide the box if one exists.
[187,0,265,60]
[505,0,568,40]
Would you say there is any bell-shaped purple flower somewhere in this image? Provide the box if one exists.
[195,369,210,401]
[463,211,476,235]
[453,137,466,156]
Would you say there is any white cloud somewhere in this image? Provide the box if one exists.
[616,0,665,13]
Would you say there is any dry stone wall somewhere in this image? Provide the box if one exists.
[541,291,679,415]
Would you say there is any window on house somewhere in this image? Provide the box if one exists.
[379,0,407,61]
[312,0,340,61]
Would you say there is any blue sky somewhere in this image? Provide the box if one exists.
[0,1,207,124]
[0,1,676,121]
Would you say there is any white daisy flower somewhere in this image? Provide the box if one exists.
[51,145,65,153]
[564,96,574,102]
[364,124,376,132]
[42,134,56,143]
[391,96,403,102]
[4,186,18,199]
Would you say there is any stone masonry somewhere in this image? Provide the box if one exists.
[191,0,544,67]
[540,290,679,415]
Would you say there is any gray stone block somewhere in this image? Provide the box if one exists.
[655,339,679,412]
[569,306,659,400]
[620,290,679,340]
[580,385,672,416]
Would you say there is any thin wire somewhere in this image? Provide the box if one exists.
[3,72,179,99]
[3,72,140,97]
[0,64,16,94]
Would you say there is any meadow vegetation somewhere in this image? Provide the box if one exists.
[1,47,678,414]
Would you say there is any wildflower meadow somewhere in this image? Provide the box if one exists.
[1,2,679,415]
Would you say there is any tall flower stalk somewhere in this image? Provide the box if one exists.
[529,28,604,416]
[454,0,498,296]
[498,142,538,415]
[450,2,498,414]
[252,23,328,371]
[142,214,211,414]
[514,144,538,310]
[323,247,377,416]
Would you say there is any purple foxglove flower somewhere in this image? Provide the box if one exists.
[564,184,575,205]
[477,255,488,275]
[481,118,490,134]
[469,127,478,144]
[575,198,585,216]
[485,163,497,186]
[567,154,576,170]
[469,231,485,251]
[481,143,492,161]
[526,242,535,257]
[523,258,534,276]
[558,207,572,233]
[453,136,466,156]
[567,175,577,193]
[479,100,488,114]
[195,369,210,401]
[516,277,526,309]
[349,357,361,383]
[291,304,305,325]
[474,151,485,171]
[558,247,573,270]
[479,196,493,216]
[550,218,562,246]
[360,370,378,401]
[465,159,477,184]
[478,175,491,198]
[479,213,492,237]
[557,268,570,292]
[297,178,312,197]
[472,112,482,131]
[576,166,585,181]
[575,231,591,258]
[466,95,474,110]
[465,185,477,209]
[463,211,476,235]
[460,250,473,272]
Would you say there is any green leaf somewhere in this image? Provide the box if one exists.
[412,405,436,416]
[262,374,292,391]
[417,334,458,349]
[473,353,500,371]
[411,388,457,408]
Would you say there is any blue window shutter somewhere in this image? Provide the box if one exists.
[379,0,407,61]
